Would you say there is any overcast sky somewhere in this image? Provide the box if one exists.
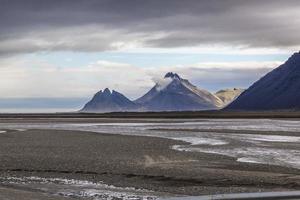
[0,0,299,106]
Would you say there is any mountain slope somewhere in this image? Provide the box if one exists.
[81,88,138,113]
[135,72,223,111]
[215,88,244,106]
[226,52,300,110]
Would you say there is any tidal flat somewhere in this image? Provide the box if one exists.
[0,117,299,199]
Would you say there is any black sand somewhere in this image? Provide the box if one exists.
[0,186,73,200]
[0,127,299,198]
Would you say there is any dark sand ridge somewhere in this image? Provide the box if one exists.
[0,111,300,120]
[0,128,299,198]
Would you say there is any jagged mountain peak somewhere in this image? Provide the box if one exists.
[135,72,223,110]
[103,88,111,94]
[164,72,181,79]
[80,88,138,113]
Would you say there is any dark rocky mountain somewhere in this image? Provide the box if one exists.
[135,72,223,111]
[226,51,300,110]
[80,88,138,113]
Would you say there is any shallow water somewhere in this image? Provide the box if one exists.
[0,176,160,200]
[2,176,300,200]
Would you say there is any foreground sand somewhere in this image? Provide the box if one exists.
[0,186,73,200]
[0,128,299,198]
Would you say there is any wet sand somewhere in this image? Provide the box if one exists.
[0,128,299,199]
[0,186,73,200]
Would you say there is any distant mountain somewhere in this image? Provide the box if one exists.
[215,88,244,106]
[226,52,300,110]
[135,72,223,111]
[80,88,138,113]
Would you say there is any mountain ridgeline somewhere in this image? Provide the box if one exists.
[81,72,240,113]
[80,51,300,113]
[226,51,300,111]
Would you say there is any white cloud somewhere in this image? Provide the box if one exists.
[0,56,153,99]
[93,60,131,67]
[151,77,173,91]
[0,56,282,98]
[191,61,283,69]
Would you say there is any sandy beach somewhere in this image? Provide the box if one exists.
[0,125,299,199]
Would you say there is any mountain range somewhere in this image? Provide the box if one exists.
[81,72,241,113]
[226,51,300,110]
[82,51,300,113]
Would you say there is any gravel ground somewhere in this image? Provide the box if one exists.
[0,128,299,198]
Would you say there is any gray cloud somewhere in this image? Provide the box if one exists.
[1,0,300,55]
[187,67,273,92]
